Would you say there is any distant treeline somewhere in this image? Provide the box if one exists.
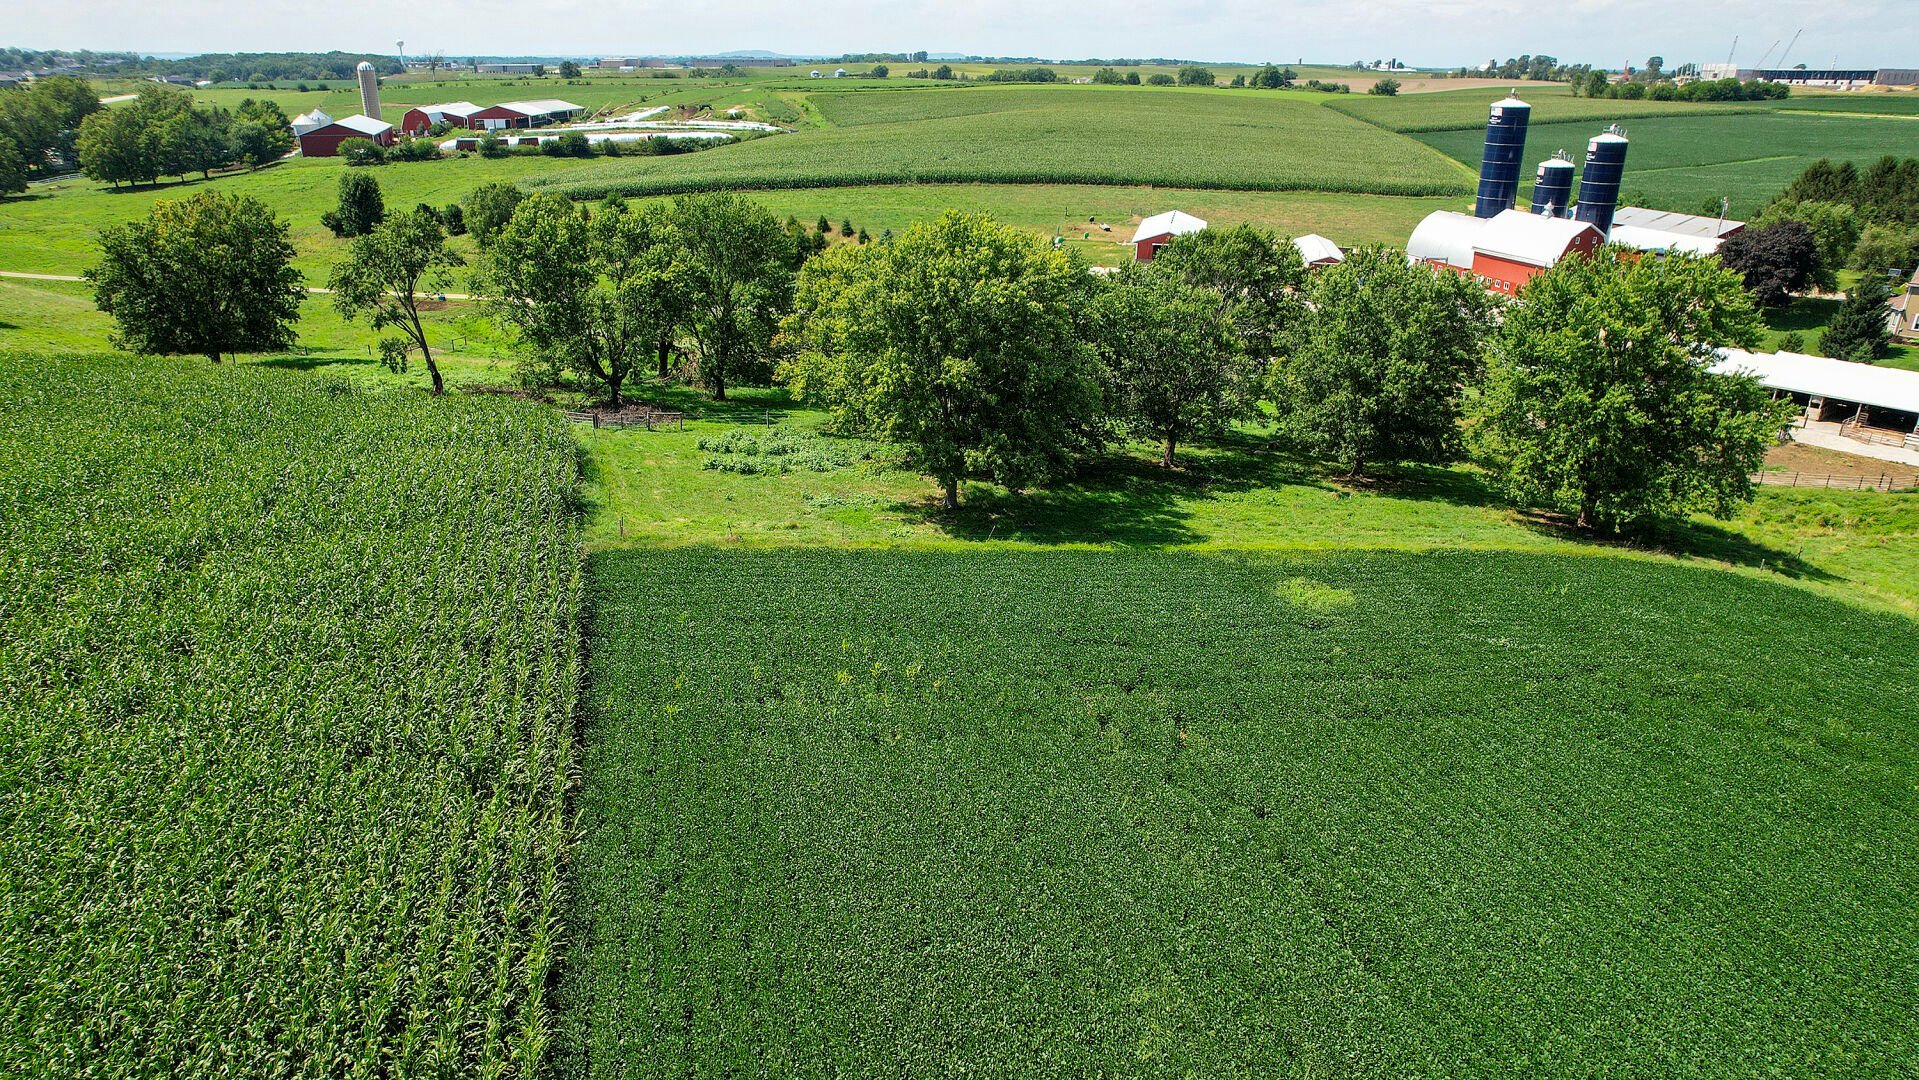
[85,51,403,83]
[0,48,140,71]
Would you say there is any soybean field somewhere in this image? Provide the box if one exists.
[565,546,1919,1076]
[0,354,583,1075]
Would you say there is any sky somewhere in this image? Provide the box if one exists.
[12,0,1913,70]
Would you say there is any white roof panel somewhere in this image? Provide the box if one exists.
[1406,210,1481,269]
[495,99,585,116]
[1293,233,1344,264]
[1132,210,1208,244]
[411,100,481,117]
[1610,205,1744,240]
[1475,208,1599,266]
[1608,224,1724,256]
[330,114,393,136]
[1713,348,1919,415]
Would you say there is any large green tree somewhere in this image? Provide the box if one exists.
[1091,266,1249,467]
[321,171,384,237]
[1271,248,1492,476]
[328,209,462,395]
[462,181,525,246]
[1718,219,1820,307]
[1819,275,1893,363]
[669,191,792,400]
[88,191,304,363]
[0,76,100,175]
[781,211,1100,509]
[0,135,25,195]
[484,194,684,408]
[1149,224,1307,370]
[1476,248,1794,533]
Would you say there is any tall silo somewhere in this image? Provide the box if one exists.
[1529,151,1575,217]
[1473,95,1532,219]
[1574,126,1629,236]
[357,61,382,119]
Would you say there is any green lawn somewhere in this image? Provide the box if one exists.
[566,545,1919,1075]
[528,87,1474,200]
[1414,110,1919,217]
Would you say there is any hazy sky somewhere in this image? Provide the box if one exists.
[13,0,1908,70]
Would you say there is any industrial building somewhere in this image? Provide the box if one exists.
[1700,64,1919,88]
[400,101,482,135]
[475,62,543,74]
[1131,210,1208,261]
[1407,94,1748,294]
[464,99,586,130]
[296,114,395,157]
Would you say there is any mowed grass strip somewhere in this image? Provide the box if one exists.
[567,547,1919,1075]
[532,88,1475,199]
[0,354,582,1075]
[1413,110,1919,216]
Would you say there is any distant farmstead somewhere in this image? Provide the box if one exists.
[1132,210,1207,261]
[297,114,395,157]
[464,99,587,130]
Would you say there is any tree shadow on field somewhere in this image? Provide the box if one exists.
[253,352,378,372]
[631,382,795,424]
[1517,507,1843,585]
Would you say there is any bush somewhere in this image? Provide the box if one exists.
[540,131,592,158]
[338,138,387,166]
[477,132,507,158]
[1176,66,1215,87]
[1146,73,1176,86]
[1368,77,1400,96]
[464,181,526,245]
[390,136,441,162]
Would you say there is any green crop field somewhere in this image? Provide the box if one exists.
[0,353,582,1074]
[566,545,1919,1075]
[529,88,1474,199]
[1325,83,1774,132]
[1414,110,1919,216]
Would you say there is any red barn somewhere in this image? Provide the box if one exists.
[399,100,481,136]
[464,99,586,131]
[297,114,396,157]
[1407,209,1603,295]
[1130,210,1208,261]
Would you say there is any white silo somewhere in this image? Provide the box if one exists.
[357,61,382,119]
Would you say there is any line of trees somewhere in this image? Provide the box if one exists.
[75,86,292,187]
[0,76,101,191]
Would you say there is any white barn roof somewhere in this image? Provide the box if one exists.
[329,114,394,136]
[1712,349,1919,415]
[1132,210,1207,244]
[1406,210,1481,269]
[1608,224,1725,256]
[1293,233,1344,265]
[495,99,584,116]
[412,100,481,119]
[1610,205,1744,240]
[1475,209,1601,266]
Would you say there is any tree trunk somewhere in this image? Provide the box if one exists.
[711,373,726,401]
[656,339,672,380]
[941,478,959,511]
[422,345,444,396]
[607,375,623,410]
[207,352,222,364]
[1577,491,1598,532]
[1161,436,1176,469]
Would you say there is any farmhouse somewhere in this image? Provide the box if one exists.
[1293,233,1344,268]
[1886,269,1919,343]
[1715,348,1919,452]
[465,99,587,130]
[1408,209,1603,294]
[1132,210,1207,260]
[399,101,482,136]
[297,114,395,157]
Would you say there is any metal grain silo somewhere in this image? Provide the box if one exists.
[1473,95,1532,219]
[357,61,382,120]
[1574,126,1629,236]
[1530,151,1575,217]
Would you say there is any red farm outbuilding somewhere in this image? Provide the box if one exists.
[463,99,586,131]
[399,101,481,136]
[297,115,396,157]
[1130,210,1208,261]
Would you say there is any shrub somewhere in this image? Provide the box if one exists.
[477,132,507,158]
[338,137,388,165]
[1146,73,1176,86]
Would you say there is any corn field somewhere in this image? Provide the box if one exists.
[0,354,582,1077]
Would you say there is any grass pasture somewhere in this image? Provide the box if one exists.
[1325,83,1773,132]
[0,353,582,1074]
[529,88,1475,200]
[566,546,1919,1075]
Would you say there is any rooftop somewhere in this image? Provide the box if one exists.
[1609,205,1745,240]
[1132,210,1208,244]
[493,99,585,116]
[1713,348,1919,416]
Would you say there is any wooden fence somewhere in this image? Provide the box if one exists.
[563,407,685,430]
[1751,471,1918,492]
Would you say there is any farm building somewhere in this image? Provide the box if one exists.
[1132,211,1207,261]
[1407,209,1603,295]
[1715,348,1919,451]
[465,99,586,130]
[297,114,395,157]
[1607,206,1744,256]
[290,108,333,136]
[1887,270,1919,342]
[399,101,482,135]
[475,62,542,74]
[1293,234,1344,268]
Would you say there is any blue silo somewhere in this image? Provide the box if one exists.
[1574,126,1630,236]
[1473,95,1532,219]
[1530,152,1575,217]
